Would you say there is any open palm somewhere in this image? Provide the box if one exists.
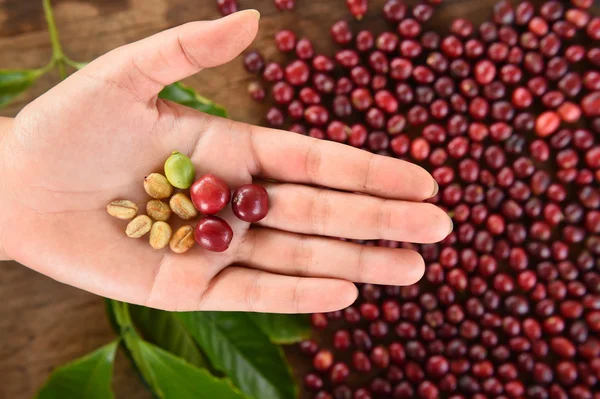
[0,11,451,313]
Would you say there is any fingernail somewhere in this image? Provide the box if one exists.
[246,9,261,20]
[448,217,454,235]
[430,180,439,198]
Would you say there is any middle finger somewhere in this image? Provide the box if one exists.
[258,182,453,243]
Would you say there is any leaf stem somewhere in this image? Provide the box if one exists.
[42,0,67,79]
[64,58,87,70]
[39,60,56,75]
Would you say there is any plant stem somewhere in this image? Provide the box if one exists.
[42,0,67,79]
[64,58,84,69]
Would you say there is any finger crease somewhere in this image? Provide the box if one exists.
[143,252,170,307]
[236,228,258,264]
[246,125,262,176]
[155,99,181,133]
[197,270,221,310]
[355,244,367,282]
[320,192,332,236]
[130,57,164,97]
[304,140,322,185]
[80,71,143,104]
[362,153,377,192]
[377,199,393,239]
[245,270,262,312]
[292,278,303,313]
[293,236,313,277]
[177,33,204,71]
[188,125,209,163]
[156,43,172,70]
[309,190,326,236]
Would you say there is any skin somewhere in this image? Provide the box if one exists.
[0,10,452,313]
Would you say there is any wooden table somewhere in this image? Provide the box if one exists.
[0,0,518,397]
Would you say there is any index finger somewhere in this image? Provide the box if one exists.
[248,126,438,201]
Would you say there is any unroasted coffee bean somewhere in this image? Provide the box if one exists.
[144,173,174,199]
[169,225,195,254]
[146,200,172,222]
[169,193,198,220]
[107,200,138,220]
[126,215,153,238]
[149,221,172,249]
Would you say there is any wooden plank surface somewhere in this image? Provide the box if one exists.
[0,0,513,398]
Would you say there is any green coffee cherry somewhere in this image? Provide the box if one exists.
[164,151,195,189]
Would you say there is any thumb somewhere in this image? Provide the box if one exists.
[82,10,260,102]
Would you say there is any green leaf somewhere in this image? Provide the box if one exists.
[128,340,247,399]
[248,313,311,344]
[178,312,296,399]
[128,304,207,368]
[0,69,43,108]
[159,82,228,117]
[35,340,118,399]
[108,302,243,399]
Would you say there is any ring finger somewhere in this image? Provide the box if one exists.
[237,228,426,286]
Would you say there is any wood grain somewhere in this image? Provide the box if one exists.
[0,0,529,398]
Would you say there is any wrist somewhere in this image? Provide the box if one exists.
[0,117,14,261]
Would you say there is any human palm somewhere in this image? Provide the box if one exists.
[0,11,451,313]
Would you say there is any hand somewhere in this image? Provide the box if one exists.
[0,10,451,313]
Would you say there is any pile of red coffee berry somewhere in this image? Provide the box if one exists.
[241,0,599,398]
